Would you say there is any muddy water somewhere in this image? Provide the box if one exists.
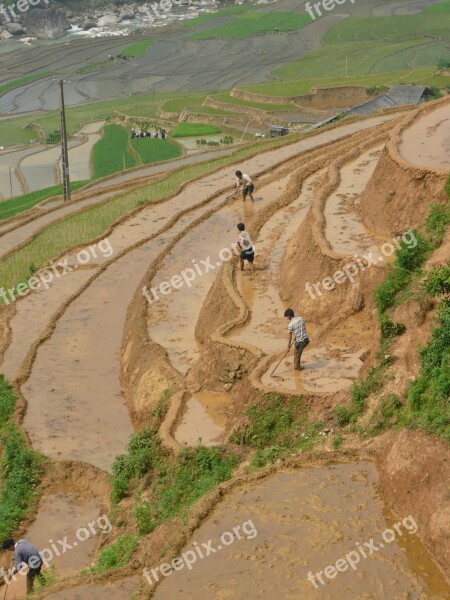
[43,577,141,600]
[5,493,101,599]
[399,102,450,169]
[230,169,325,355]
[59,121,104,182]
[324,145,383,256]
[151,462,450,599]
[0,270,94,381]
[148,176,292,374]
[20,140,81,193]
[174,391,230,446]
[21,191,231,471]
[0,115,397,260]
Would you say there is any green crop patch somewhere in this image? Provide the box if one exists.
[131,137,181,163]
[92,124,135,179]
[170,123,221,137]
[189,12,310,39]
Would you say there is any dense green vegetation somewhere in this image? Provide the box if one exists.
[130,137,181,163]
[230,393,322,470]
[170,123,221,137]
[92,124,135,179]
[0,182,88,221]
[189,12,310,40]
[335,195,450,442]
[0,376,44,540]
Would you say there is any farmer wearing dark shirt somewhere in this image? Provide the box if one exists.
[2,538,44,592]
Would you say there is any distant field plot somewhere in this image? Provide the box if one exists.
[131,137,181,163]
[171,123,221,137]
[189,12,310,40]
[273,40,449,80]
[323,5,450,43]
[184,4,258,29]
[92,124,134,179]
[241,68,450,98]
[209,93,296,112]
[121,38,154,58]
[0,72,52,97]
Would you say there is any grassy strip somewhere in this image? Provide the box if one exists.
[229,393,323,471]
[0,375,44,540]
[131,137,181,163]
[0,182,88,221]
[85,534,138,573]
[0,72,52,97]
[92,124,135,179]
[0,134,294,293]
[121,39,154,59]
[170,123,221,137]
[189,12,310,40]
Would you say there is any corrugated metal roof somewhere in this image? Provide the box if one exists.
[386,85,429,105]
[346,95,396,116]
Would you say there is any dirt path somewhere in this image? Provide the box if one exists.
[399,101,450,170]
[58,121,104,182]
[151,462,449,599]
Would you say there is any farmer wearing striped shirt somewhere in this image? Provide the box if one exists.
[284,308,309,371]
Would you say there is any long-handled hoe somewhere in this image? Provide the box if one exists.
[270,343,293,378]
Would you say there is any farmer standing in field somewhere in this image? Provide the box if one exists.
[235,170,254,202]
[284,308,309,371]
[2,538,44,593]
[236,223,255,273]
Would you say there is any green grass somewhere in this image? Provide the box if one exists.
[184,4,258,29]
[85,534,138,573]
[111,426,237,539]
[0,134,296,294]
[210,93,295,112]
[170,122,221,137]
[323,8,450,43]
[425,0,450,13]
[92,124,135,179]
[0,375,44,540]
[121,38,154,58]
[229,392,322,470]
[273,39,448,81]
[0,182,88,221]
[241,68,449,97]
[0,72,52,97]
[131,137,181,163]
[189,12,310,40]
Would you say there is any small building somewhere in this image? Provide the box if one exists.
[269,125,289,137]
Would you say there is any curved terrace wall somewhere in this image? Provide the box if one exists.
[232,86,369,110]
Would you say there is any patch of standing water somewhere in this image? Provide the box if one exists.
[148,175,291,374]
[324,145,383,257]
[151,462,450,599]
[174,391,230,447]
[229,169,325,355]
[5,492,101,599]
